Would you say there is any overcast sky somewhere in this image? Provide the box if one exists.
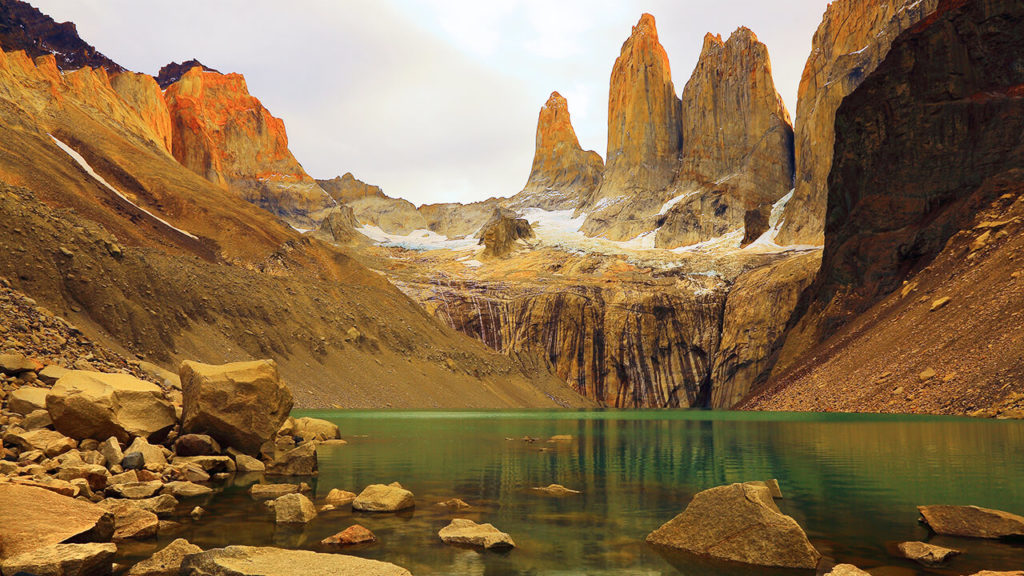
[33,0,829,206]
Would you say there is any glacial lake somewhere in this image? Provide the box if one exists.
[123,411,1024,575]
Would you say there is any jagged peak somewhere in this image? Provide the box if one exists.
[543,91,567,110]
[728,26,759,45]
[633,13,659,40]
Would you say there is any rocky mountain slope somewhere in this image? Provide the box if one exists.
[0,22,589,409]
[775,0,940,246]
[744,0,1024,415]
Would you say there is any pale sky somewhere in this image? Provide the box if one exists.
[32,0,829,206]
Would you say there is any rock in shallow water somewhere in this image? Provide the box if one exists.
[320,525,377,547]
[274,493,317,524]
[180,546,411,576]
[352,483,415,512]
[126,538,202,576]
[439,518,516,550]
[646,482,821,569]
[897,541,961,566]
[918,504,1024,539]
[825,565,870,576]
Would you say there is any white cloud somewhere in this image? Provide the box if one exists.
[31,0,829,206]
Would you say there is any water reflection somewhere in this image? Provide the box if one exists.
[140,412,1024,575]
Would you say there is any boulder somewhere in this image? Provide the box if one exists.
[249,484,298,501]
[437,498,471,509]
[174,434,221,457]
[4,428,76,457]
[531,484,580,496]
[291,417,339,442]
[179,360,293,455]
[273,493,317,524]
[320,525,376,547]
[107,481,163,499]
[46,371,175,442]
[161,481,213,499]
[233,453,265,473]
[125,437,168,469]
[7,386,49,415]
[55,464,110,491]
[38,365,70,385]
[264,442,317,476]
[171,455,235,474]
[23,408,53,429]
[438,518,516,550]
[97,437,123,467]
[324,488,357,506]
[126,539,202,576]
[918,505,1024,538]
[1,543,116,576]
[179,546,411,576]
[97,500,159,541]
[646,483,821,569]
[0,484,114,560]
[897,541,961,566]
[352,483,415,512]
[0,353,39,375]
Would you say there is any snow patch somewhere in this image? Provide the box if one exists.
[657,188,701,216]
[49,135,199,240]
[357,225,478,251]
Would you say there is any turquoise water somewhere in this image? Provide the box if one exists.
[132,411,1024,575]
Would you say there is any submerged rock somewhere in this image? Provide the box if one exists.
[531,484,581,497]
[249,483,298,501]
[437,498,471,509]
[825,565,871,576]
[439,518,516,550]
[324,488,357,506]
[918,504,1024,539]
[180,546,412,576]
[897,541,961,566]
[352,483,415,512]
[646,482,820,569]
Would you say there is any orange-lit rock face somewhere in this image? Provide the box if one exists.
[111,72,172,152]
[655,27,794,248]
[164,67,333,226]
[514,92,603,210]
[594,13,681,204]
[775,0,939,246]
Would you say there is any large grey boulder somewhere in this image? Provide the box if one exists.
[126,539,202,576]
[180,546,411,576]
[646,483,821,569]
[438,518,515,550]
[179,360,292,454]
[46,371,175,442]
[1,543,116,576]
[0,484,114,560]
[918,505,1024,539]
[352,483,415,512]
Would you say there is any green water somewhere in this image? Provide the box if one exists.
[135,411,1024,575]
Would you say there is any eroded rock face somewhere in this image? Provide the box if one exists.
[164,67,334,227]
[312,205,360,244]
[775,0,940,246]
[656,28,794,248]
[513,92,603,210]
[155,59,219,89]
[775,0,1024,368]
[581,13,681,240]
[110,72,173,152]
[646,483,821,569]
